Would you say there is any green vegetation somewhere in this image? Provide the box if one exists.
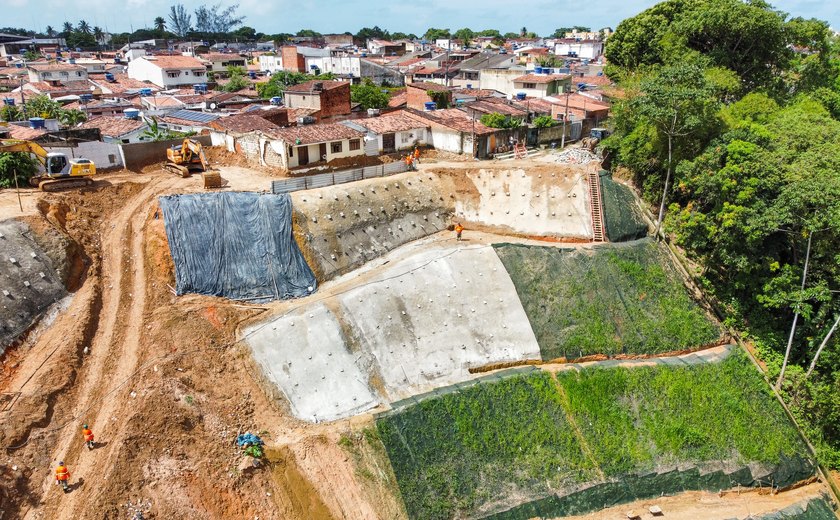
[350,79,390,110]
[599,171,648,242]
[603,0,840,467]
[256,71,336,100]
[531,115,557,128]
[479,112,521,129]
[378,352,810,520]
[222,65,249,92]
[425,89,451,109]
[0,152,39,189]
[494,239,720,359]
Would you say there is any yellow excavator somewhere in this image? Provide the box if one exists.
[165,138,210,177]
[0,139,96,191]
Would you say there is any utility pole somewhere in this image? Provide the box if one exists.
[471,109,476,159]
[14,168,23,212]
[560,87,570,148]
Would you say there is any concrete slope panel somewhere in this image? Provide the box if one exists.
[338,244,541,400]
[245,302,378,422]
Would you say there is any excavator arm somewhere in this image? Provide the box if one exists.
[0,138,95,191]
[0,139,50,167]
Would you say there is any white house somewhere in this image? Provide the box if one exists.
[510,73,571,98]
[127,55,208,88]
[261,123,366,169]
[554,39,604,59]
[259,55,283,73]
[202,53,248,73]
[342,113,429,153]
[78,115,149,144]
[27,63,88,83]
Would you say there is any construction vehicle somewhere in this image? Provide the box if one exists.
[165,138,210,178]
[581,128,610,151]
[0,139,96,191]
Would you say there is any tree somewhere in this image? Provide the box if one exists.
[629,63,720,236]
[503,32,520,40]
[423,28,450,41]
[62,22,73,36]
[194,2,245,34]
[45,25,55,38]
[24,49,42,61]
[59,109,87,127]
[169,4,193,37]
[25,95,62,119]
[223,66,249,92]
[0,105,22,122]
[295,29,321,38]
[477,29,502,39]
[350,79,389,110]
[232,26,257,40]
[357,26,388,40]
[256,71,315,99]
[480,112,521,128]
[66,31,97,49]
[453,28,474,48]
[552,26,590,38]
[154,16,166,32]
[520,27,527,37]
[77,20,91,34]
[93,26,103,43]
[0,152,39,189]
[532,115,557,128]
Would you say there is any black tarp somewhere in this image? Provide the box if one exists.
[159,192,317,302]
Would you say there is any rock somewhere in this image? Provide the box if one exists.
[237,456,260,475]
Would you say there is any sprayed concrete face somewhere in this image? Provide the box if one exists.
[245,302,379,422]
[245,241,541,421]
[338,245,541,399]
[454,168,593,238]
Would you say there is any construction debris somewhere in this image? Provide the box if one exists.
[550,147,600,165]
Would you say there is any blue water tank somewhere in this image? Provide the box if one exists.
[29,118,46,129]
[534,66,543,74]
[15,62,23,68]
[270,96,282,105]
[516,92,527,101]
[597,71,603,76]
[248,71,256,79]
[80,93,93,102]
[424,101,437,111]
[105,72,115,82]
[123,108,140,119]
[68,58,76,64]
[114,57,122,64]
[139,88,152,96]
[466,83,473,89]
[3,98,14,106]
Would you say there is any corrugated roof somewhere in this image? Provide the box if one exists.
[407,81,449,92]
[285,80,349,93]
[350,112,427,134]
[513,73,570,84]
[78,115,147,137]
[404,108,495,135]
[265,122,364,145]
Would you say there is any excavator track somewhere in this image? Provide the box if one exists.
[164,162,191,178]
[38,177,94,192]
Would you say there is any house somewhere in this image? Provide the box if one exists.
[554,39,604,59]
[280,45,330,72]
[78,114,149,144]
[157,109,220,133]
[404,108,505,158]
[204,91,262,112]
[406,82,452,111]
[259,54,283,73]
[549,92,610,133]
[262,123,366,169]
[202,53,248,73]
[342,112,430,153]
[367,39,405,56]
[27,63,88,83]
[435,39,462,51]
[449,52,516,88]
[19,80,101,100]
[73,58,109,75]
[63,99,139,118]
[208,113,285,156]
[510,73,571,98]
[0,34,66,58]
[459,98,528,122]
[127,55,208,88]
[283,80,351,119]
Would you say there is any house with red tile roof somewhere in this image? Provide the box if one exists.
[127,55,209,88]
[27,62,88,83]
[262,122,366,169]
[78,115,149,143]
[341,112,430,153]
[284,80,351,119]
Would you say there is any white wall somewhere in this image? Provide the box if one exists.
[554,41,603,59]
[428,128,464,154]
[259,55,283,73]
[306,56,361,77]
[128,57,207,88]
[45,141,124,169]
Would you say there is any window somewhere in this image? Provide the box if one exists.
[523,82,536,89]
[349,139,360,151]
[76,72,82,76]
[288,146,294,157]
[167,72,180,78]
[401,131,414,141]
[331,141,342,153]
[185,71,190,75]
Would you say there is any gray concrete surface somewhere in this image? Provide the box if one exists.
[244,302,379,422]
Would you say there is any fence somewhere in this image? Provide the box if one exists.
[271,160,411,194]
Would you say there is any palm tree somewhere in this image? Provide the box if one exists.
[93,26,103,43]
[520,27,527,37]
[46,25,56,38]
[154,17,166,32]
[77,20,91,34]
[62,21,73,35]
[59,109,87,127]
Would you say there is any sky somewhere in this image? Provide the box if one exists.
[4,0,839,36]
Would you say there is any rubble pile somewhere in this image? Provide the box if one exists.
[552,147,599,164]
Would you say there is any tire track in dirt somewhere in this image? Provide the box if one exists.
[26,178,174,519]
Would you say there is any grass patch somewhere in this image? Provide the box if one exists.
[494,238,720,359]
[377,352,810,520]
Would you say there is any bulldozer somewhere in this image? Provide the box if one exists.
[164,138,210,178]
[580,128,610,152]
[0,139,96,191]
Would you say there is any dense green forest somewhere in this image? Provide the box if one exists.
[603,0,840,468]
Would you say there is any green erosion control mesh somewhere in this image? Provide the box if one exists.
[376,352,813,520]
[494,238,721,360]
[753,496,838,520]
[599,170,648,242]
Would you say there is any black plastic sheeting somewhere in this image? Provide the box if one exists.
[159,192,317,303]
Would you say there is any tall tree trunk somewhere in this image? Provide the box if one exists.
[806,313,839,379]
[776,231,813,390]
[655,132,673,239]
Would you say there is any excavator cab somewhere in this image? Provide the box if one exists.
[46,153,69,175]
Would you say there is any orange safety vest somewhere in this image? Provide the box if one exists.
[82,428,94,441]
[56,465,70,481]
[413,148,420,158]
[454,224,464,234]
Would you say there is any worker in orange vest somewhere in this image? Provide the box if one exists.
[413,147,420,160]
[454,222,464,241]
[82,424,94,450]
[55,461,70,492]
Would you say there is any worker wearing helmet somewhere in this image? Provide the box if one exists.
[82,424,94,450]
[454,222,464,241]
[55,461,70,492]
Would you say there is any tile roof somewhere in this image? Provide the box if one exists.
[24,80,97,94]
[410,67,441,75]
[387,91,407,108]
[286,107,320,120]
[578,74,612,86]
[6,124,47,140]
[285,80,349,93]
[351,112,428,134]
[28,62,86,72]
[463,99,528,117]
[209,114,281,133]
[202,53,247,62]
[548,93,610,111]
[142,55,207,69]
[513,73,571,84]
[78,115,147,137]
[265,122,364,145]
[94,74,159,94]
[404,108,495,135]
[144,96,185,108]
[407,81,449,92]
[453,88,501,98]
